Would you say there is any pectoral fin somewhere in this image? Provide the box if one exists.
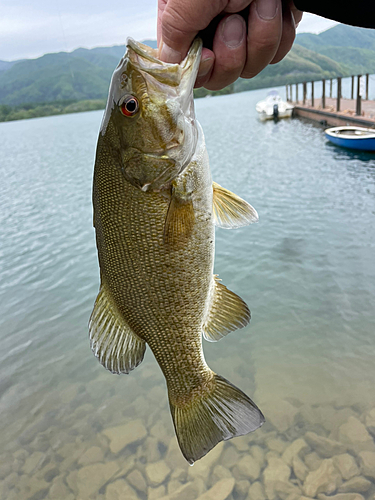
[212,181,258,229]
[89,284,146,374]
[202,275,251,342]
[163,191,195,248]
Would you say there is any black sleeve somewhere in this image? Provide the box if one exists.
[293,0,375,29]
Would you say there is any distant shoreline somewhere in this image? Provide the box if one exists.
[0,99,107,123]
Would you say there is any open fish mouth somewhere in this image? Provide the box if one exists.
[125,37,202,101]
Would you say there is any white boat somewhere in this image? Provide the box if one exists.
[256,90,294,121]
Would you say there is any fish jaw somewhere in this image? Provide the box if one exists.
[99,38,202,191]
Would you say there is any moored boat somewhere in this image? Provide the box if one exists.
[325,126,375,151]
[256,90,294,121]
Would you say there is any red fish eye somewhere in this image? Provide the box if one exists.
[120,96,139,117]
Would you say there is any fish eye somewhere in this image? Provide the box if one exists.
[120,95,139,117]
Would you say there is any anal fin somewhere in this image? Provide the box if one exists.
[213,181,258,229]
[202,275,250,342]
[89,284,146,374]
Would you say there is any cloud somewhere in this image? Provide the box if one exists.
[297,13,338,34]
[0,1,157,61]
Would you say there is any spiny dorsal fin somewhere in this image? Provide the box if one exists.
[169,373,264,464]
[212,181,258,229]
[89,285,146,374]
[202,275,251,342]
[163,192,195,249]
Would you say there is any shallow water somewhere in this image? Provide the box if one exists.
[1,88,375,500]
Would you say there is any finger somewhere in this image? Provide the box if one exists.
[204,14,247,91]
[270,4,295,64]
[159,0,227,63]
[241,0,283,79]
[223,0,254,13]
[195,48,215,88]
[157,0,168,46]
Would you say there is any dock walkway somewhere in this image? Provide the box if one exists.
[293,97,375,127]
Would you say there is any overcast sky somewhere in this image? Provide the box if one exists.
[0,0,338,62]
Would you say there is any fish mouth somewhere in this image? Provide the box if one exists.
[125,37,202,94]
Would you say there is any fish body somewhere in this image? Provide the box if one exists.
[90,38,264,463]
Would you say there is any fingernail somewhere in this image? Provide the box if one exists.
[256,0,278,20]
[159,42,182,63]
[197,57,214,78]
[222,15,245,48]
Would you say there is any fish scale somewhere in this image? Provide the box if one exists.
[90,37,264,463]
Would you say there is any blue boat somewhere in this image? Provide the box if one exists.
[325,126,375,151]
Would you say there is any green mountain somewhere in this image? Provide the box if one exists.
[0,39,157,106]
[296,25,375,51]
[294,25,375,75]
[234,44,345,93]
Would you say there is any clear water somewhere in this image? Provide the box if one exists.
[1,88,375,500]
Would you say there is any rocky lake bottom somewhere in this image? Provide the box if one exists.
[1,356,375,500]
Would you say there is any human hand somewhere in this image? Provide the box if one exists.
[157,0,302,90]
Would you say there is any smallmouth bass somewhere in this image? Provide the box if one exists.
[90,38,264,463]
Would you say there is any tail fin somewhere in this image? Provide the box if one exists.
[169,374,264,464]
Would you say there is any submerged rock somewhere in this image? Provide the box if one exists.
[303,458,341,497]
[234,479,250,498]
[49,477,73,499]
[266,437,287,454]
[233,454,261,481]
[102,420,147,454]
[282,438,309,466]
[262,456,291,500]
[22,451,46,475]
[292,455,309,482]
[338,417,374,453]
[148,484,167,499]
[365,408,375,435]
[246,481,266,500]
[220,445,240,469]
[75,462,120,498]
[317,494,365,500]
[262,400,298,433]
[304,451,323,471]
[145,460,171,487]
[158,480,204,500]
[250,445,266,468]
[210,464,232,484]
[332,453,359,480]
[338,476,372,493]
[127,469,147,493]
[304,431,346,458]
[358,451,375,479]
[78,446,105,466]
[105,479,138,500]
[195,478,235,500]
[165,437,189,470]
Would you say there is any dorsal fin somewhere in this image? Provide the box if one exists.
[89,285,146,374]
[212,181,258,229]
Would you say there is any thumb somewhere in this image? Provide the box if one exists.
[158,0,225,62]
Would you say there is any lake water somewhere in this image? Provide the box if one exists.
[1,87,375,500]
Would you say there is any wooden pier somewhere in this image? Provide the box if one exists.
[286,75,375,128]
